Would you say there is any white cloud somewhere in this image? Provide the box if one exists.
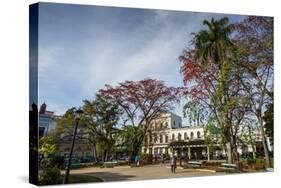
[38,7,228,117]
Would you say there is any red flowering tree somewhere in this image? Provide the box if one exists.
[179,16,273,166]
[99,78,181,161]
[179,17,250,163]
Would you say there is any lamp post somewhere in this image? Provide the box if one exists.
[63,108,83,184]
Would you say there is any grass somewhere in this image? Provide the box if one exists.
[67,174,103,184]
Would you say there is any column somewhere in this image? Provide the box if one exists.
[207,146,210,161]
[168,147,172,156]
[188,147,191,160]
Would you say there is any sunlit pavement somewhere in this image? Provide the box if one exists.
[68,164,226,182]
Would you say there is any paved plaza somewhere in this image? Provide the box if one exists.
[68,164,226,182]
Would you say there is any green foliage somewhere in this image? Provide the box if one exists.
[255,157,265,164]
[54,94,122,162]
[40,155,65,170]
[39,136,57,157]
[49,156,65,169]
[204,117,223,147]
[183,100,207,127]
[194,17,234,65]
[55,108,87,143]
[39,167,62,185]
[82,94,122,161]
[119,125,144,158]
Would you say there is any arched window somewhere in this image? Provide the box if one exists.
[172,133,175,141]
[160,123,163,129]
[154,133,157,143]
[165,122,168,128]
[165,135,169,143]
[184,132,187,140]
[178,133,182,141]
[149,134,152,144]
[160,135,163,143]
[144,148,147,154]
[190,132,194,139]
[197,131,201,138]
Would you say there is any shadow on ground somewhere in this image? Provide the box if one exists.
[83,171,137,182]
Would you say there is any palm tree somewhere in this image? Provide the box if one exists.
[194,17,234,66]
[193,17,239,163]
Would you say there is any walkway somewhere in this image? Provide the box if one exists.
[68,164,225,182]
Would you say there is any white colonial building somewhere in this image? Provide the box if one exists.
[141,112,212,160]
[141,112,266,160]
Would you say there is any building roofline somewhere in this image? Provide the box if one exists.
[171,125,204,130]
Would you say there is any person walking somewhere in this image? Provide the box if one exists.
[135,155,140,167]
[161,154,165,166]
[170,155,177,173]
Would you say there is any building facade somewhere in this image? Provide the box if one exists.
[141,112,211,160]
[140,112,266,161]
[39,103,57,137]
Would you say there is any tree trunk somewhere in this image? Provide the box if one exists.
[226,127,239,163]
[231,136,239,163]
[258,116,271,168]
[130,141,142,163]
[226,142,232,163]
[103,150,109,162]
[252,144,256,160]
[92,144,97,162]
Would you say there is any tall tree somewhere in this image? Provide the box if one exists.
[234,16,273,167]
[55,96,122,162]
[99,78,181,161]
[82,94,122,161]
[179,17,243,163]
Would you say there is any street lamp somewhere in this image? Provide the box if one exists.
[63,108,83,184]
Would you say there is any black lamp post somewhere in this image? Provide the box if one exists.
[63,108,83,184]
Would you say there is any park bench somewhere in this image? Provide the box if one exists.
[187,161,203,168]
[69,162,96,169]
[218,163,239,172]
[103,161,118,168]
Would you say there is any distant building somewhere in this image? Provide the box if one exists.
[39,103,57,137]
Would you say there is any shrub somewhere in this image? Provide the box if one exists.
[141,153,153,164]
[255,158,265,164]
[93,161,103,167]
[40,158,51,169]
[50,156,65,169]
[117,161,129,166]
[39,167,62,185]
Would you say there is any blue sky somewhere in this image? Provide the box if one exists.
[38,3,245,124]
